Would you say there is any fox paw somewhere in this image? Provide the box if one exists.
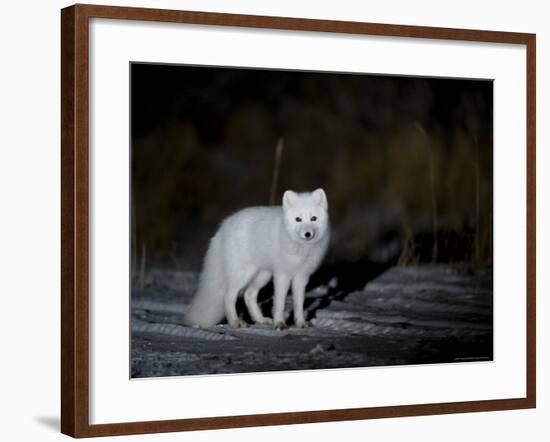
[274,321,288,331]
[295,320,312,329]
[229,319,248,328]
[255,317,273,325]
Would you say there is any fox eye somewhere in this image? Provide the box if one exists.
[311,216,317,222]
[295,217,302,222]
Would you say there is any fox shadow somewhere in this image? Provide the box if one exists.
[235,256,397,326]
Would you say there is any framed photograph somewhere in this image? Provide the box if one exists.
[61,3,536,438]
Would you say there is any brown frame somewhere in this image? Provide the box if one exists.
[61,3,536,438]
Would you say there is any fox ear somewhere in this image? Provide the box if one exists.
[312,188,327,210]
[283,190,298,209]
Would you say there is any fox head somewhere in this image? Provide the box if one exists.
[282,188,329,244]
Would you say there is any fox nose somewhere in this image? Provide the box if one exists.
[300,227,315,241]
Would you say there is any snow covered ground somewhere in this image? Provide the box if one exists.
[131,265,493,377]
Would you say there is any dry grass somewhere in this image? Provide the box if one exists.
[131,72,493,268]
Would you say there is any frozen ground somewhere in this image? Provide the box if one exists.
[131,265,493,377]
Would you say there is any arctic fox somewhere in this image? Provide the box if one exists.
[183,188,330,330]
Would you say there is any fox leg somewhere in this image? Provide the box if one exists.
[272,273,291,330]
[244,270,273,325]
[224,266,256,328]
[292,274,311,328]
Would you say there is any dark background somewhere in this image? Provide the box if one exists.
[131,63,493,274]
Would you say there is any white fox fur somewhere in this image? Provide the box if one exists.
[183,188,330,329]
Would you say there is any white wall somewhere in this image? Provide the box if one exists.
[0,0,546,440]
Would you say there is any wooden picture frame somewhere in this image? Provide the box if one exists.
[61,3,536,437]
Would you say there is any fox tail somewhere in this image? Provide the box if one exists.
[182,233,227,327]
